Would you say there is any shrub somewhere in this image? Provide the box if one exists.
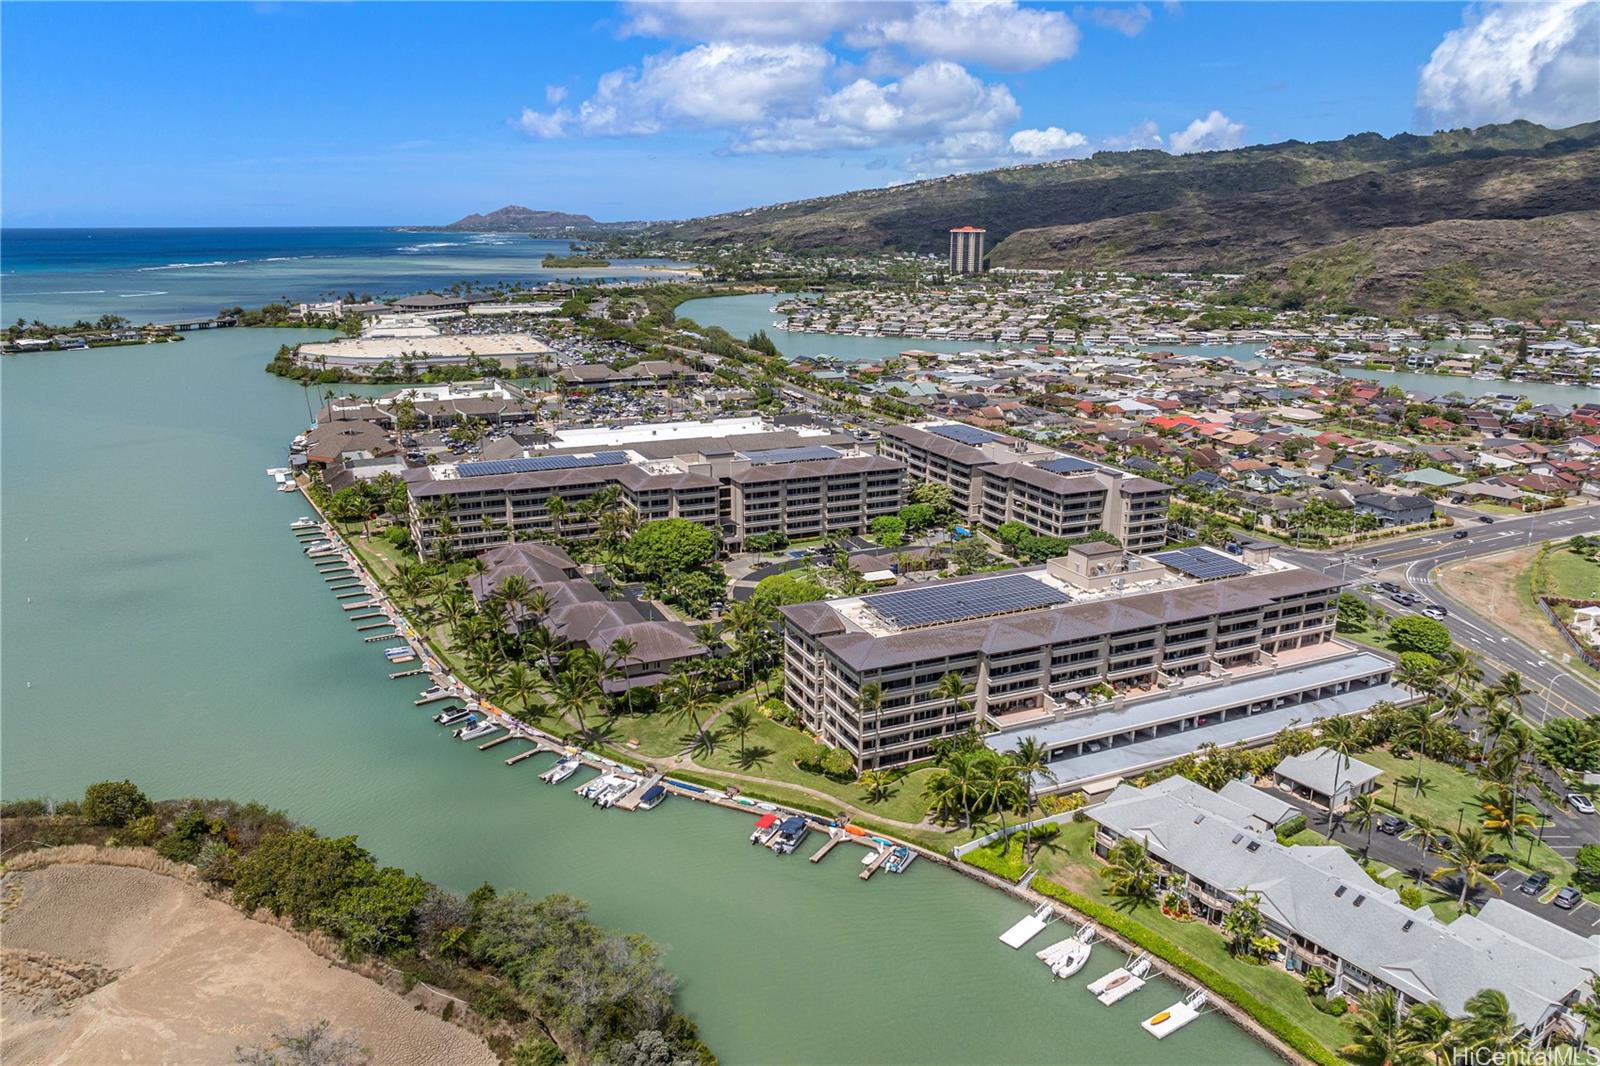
[82,780,152,827]
[1573,844,1600,889]
[1311,995,1349,1016]
[1274,814,1308,844]
[1398,884,1425,910]
[1304,966,1333,996]
[1388,616,1452,657]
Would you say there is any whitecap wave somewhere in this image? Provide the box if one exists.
[119,291,169,298]
[13,289,109,295]
[137,260,232,271]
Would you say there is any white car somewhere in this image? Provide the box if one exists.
[1422,607,1448,620]
[1568,793,1596,815]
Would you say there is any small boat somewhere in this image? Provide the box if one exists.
[595,778,633,808]
[540,758,580,784]
[1143,989,1208,1038]
[302,540,333,554]
[384,645,413,658]
[1000,902,1055,949]
[884,846,916,873]
[290,517,317,529]
[861,849,880,866]
[750,812,781,845]
[769,816,810,855]
[277,481,298,492]
[417,686,450,702]
[576,774,619,800]
[1037,923,1096,976]
[637,784,667,810]
[454,720,499,741]
[434,708,472,725]
[1090,954,1153,1005]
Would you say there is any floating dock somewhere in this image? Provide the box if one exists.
[1143,990,1207,1038]
[999,902,1055,948]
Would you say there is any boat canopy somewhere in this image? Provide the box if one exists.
[640,785,666,804]
[755,813,780,829]
[777,816,806,835]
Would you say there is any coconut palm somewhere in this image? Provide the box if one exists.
[544,494,567,539]
[1488,671,1527,714]
[550,651,601,739]
[932,671,973,725]
[722,705,756,761]
[1342,990,1414,1066]
[1431,827,1507,911]
[1346,793,1381,858]
[523,624,563,681]
[1008,737,1055,856]
[1099,837,1160,910]
[1477,696,1516,757]
[976,758,1027,855]
[859,769,897,804]
[499,662,541,716]
[1320,716,1364,825]
[665,667,716,755]
[1457,989,1518,1053]
[923,750,983,828]
[1392,703,1440,796]
[1398,1000,1455,1065]
[1400,815,1445,884]
[1477,787,1535,847]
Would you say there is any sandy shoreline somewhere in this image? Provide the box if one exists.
[1,858,496,1066]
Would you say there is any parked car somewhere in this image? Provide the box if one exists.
[1519,872,1552,895]
[1377,815,1408,836]
[1568,793,1596,815]
[1552,887,1582,910]
[1423,607,1448,620]
[1452,530,1470,540]
[1485,853,1512,866]
[1376,581,1401,593]
[1478,515,1495,524]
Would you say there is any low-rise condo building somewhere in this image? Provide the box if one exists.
[780,540,1399,780]
[879,422,1171,551]
[405,417,904,555]
[1089,777,1596,1047]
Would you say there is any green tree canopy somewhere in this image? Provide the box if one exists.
[750,570,828,611]
[627,518,717,576]
[82,780,153,827]
[1388,616,1453,657]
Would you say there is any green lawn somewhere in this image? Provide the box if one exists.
[696,716,938,824]
[1359,748,1570,875]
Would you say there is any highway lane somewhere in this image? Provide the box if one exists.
[1281,504,1600,723]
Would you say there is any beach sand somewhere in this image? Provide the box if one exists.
[0,862,496,1066]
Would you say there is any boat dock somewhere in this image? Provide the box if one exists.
[858,847,891,879]
[478,734,519,751]
[1000,902,1055,948]
[809,831,846,863]
[389,667,427,679]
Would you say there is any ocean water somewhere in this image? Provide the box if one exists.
[0,227,688,326]
[0,326,1276,1065]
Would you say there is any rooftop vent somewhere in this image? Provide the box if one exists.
[1193,814,1205,824]
[1334,885,1347,898]
[1402,920,1414,932]
[1231,833,1244,844]
[1353,894,1366,908]
[1246,840,1261,852]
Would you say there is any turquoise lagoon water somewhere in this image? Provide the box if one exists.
[0,329,1275,1065]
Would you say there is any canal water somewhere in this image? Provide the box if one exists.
[1,329,1275,1064]
[680,292,1597,407]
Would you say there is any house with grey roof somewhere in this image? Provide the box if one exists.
[1273,747,1383,810]
[1089,777,1596,1046]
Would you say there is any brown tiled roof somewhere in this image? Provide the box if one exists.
[729,455,900,484]
[881,424,987,465]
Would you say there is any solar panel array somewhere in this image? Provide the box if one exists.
[456,451,629,478]
[861,573,1069,630]
[743,446,843,465]
[928,423,1003,446]
[1036,456,1099,475]
[1152,547,1251,581]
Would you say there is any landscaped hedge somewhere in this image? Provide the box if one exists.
[1026,880,1346,1066]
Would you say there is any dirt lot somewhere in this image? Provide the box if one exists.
[1435,544,1572,663]
[1,862,495,1066]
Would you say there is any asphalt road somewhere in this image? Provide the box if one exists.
[1282,504,1600,724]
[1282,794,1599,935]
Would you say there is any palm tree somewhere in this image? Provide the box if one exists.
[1398,1001,1455,1065]
[1457,989,1518,1054]
[977,758,1027,855]
[932,671,973,726]
[665,667,716,755]
[1442,648,1482,700]
[1478,696,1516,758]
[1433,828,1508,912]
[859,769,897,804]
[1477,786,1535,848]
[544,494,567,540]
[524,624,563,681]
[550,652,601,738]
[1346,793,1380,858]
[1320,716,1363,826]
[1393,703,1440,796]
[1099,837,1160,910]
[923,750,983,828]
[1395,659,1437,704]
[722,705,756,761]
[1008,737,1055,856]
[1485,725,1538,834]
[1342,990,1413,1066]
[499,662,542,716]
[605,636,639,713]
[1400,815,1445,884]
[1488,671,1527,714]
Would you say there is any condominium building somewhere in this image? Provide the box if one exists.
[1089,777,1595,1048]
[405,418,905,555]
[879,422,1170,551]
[780,540,1398,778]
[948,226,986,274]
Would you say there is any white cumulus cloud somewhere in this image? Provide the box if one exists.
[847,0,1080,71]
[1076,3,1153,37]
[545,85,568,105]
[1167,109,1244,154]
[1009,126,1089,157]
[1416,1,1599,130]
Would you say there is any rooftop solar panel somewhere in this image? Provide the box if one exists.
[456,451,628,478]
[1152,547,1251,581]
[1037,456,1099,475]
[928,423,1003,446]
[860,573,1068,630]
[743,446,843,465]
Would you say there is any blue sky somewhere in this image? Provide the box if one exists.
[2,1,1594,226]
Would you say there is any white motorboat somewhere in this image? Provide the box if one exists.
[883,846,916,873]
[433,708,473,725]
[576,774,620,800]
[454,720,499,741]
[750,813,781,844]
[290,517,317,530]
[1143,989,1208,1038]
[540,758,580,784]
[596,779,634,808]
[1037,924,1097,978]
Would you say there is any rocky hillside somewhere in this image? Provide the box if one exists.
[656,120,1600,315]
[441,205,597,232]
